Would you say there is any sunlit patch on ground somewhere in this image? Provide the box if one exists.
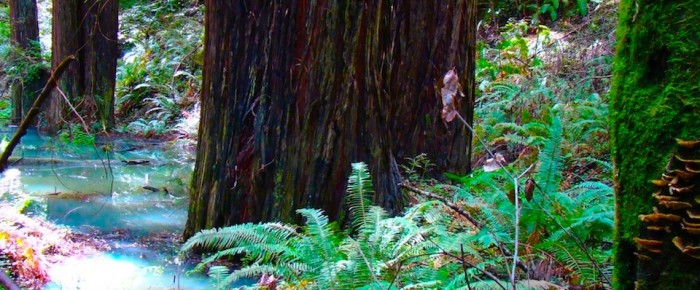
[46,253,210,290]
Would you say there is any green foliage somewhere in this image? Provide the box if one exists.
[400,153,435,181]
[486,0,595,24]
[456,20,615,283]
[16,198,36,214]
[346,162,373,232]
[449,132,613,285]
[58,124,96,146]
[183,162,507,289]
[0,4,47,127]
[0,6,9,43]
[476,20,611,181]
[117,0,202,136]
[0,99,11,125]
[207,265,230,290]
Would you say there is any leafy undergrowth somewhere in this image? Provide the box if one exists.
[183,161,609,289]
[0,207,108,288]
[181,1,618,289]
[116,0,203,139]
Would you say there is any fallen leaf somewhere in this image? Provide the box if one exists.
[483,153,506,172]
[441,69,463,122]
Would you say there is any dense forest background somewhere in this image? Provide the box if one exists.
[0,0,697,289]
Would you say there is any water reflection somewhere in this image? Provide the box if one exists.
[0,128,216,289]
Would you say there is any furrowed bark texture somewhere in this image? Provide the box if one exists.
[47,0,118,132]
[611,1,700,289]
[185,0,475,237]
[9,0,44,125]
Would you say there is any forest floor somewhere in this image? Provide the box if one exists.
[0,0,619,289]
[0,206,108,288]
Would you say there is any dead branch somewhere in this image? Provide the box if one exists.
[0,270,21,290]
[399,181,482,228]
[0,56,76,173]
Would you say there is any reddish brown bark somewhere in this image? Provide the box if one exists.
[46,0,118,132]
[185,0,477,237]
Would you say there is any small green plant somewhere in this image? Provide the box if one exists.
[127,117,169,137]
[400,153,435,181]
[16,198,36,214]
[58,124,96,146]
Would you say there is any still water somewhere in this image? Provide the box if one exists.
[0,129,233,289]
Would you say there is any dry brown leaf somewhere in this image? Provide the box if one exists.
[483,153,506,172]
[440,69,463,122]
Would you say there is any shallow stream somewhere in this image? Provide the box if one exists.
[0,128,228,289]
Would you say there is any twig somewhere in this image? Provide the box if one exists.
[461,244,473,290]
[56,87,90,133]
[510,164,534,289]
[0,56,76,173]
[399,181,481,228]
[441,250,506,290]
[426,238,507,290]
[399,181,529,272]
[455,112,517,181]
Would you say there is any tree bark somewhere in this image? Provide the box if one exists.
[46,0,118,133]
[611,1,700,289]
[185,0,476,238]
[8,0,38,49]
[8,0,44,125]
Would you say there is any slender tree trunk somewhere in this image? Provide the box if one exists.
[611,1,700,289]
[185,0,476,238]
[8,0,44,125]
[9,0,38,49]
[46,0,118,132]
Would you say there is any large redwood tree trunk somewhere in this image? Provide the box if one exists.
[46,0,118,132]
[185,0,476,237]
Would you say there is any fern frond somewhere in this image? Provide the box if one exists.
[347,162,374,232]
[536,115,563,195]
[224,263,276,285]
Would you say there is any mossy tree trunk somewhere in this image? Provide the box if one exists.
[8,0,45,125]
[185,0,476,238]
[46,0,118,132]
[611,1,700,289]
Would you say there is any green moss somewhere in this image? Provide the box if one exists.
[611,1,700,289]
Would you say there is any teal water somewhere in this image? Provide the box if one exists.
[0,128,237,290]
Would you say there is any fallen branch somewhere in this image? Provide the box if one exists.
[0,271,21,290]
[0,56,76,173]
[400,181,482,228]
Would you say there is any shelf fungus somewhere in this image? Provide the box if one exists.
[676,139,700,149]
[636,139,700,259]
[659,201,692,210]
[638,213,682,223]
[654,194,679,202]
[634,238,663,253]
[673,237,700,259]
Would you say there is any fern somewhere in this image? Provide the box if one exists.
[536,115,563,196]
[347,162,373,232]
[207,265,229,290]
